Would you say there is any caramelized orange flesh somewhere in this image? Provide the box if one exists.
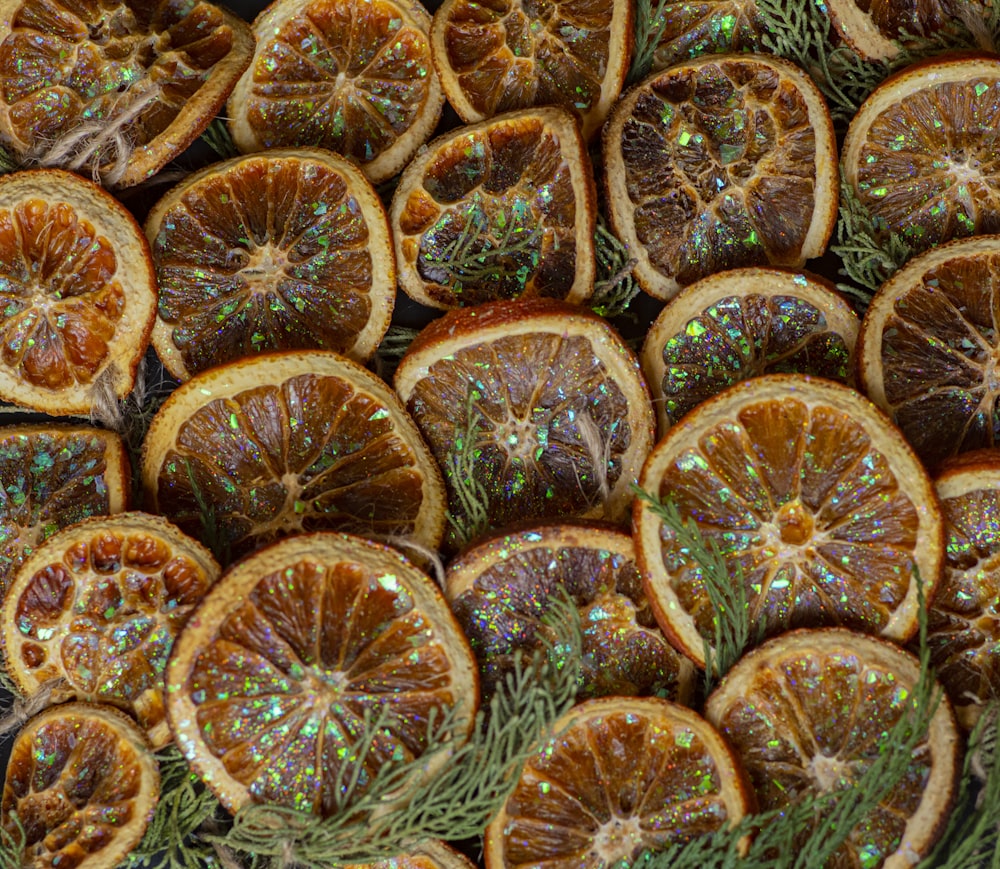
[649,1,762,71]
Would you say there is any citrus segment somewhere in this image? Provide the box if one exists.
[646,1,763,72]
[394,299,655,549]
[1,702,159,869]
[705,629,960,868]
[822,0,952,60]
[0,169,156,414]
[634,374,942,669]
[603,53,838,301]
[429,0,632,139]
[145,148,394,381]
[445,521,695,702]
[842,55,1000,256]
[641,267,859,433]
[227,0,444,184]
[166,532,478,817]
[391,108,596,309]
[0,0,253,188]
[857,235,1000,471]
[141,351,447,562]
[0,424,127,595]
[485,695,753,868]
[2,512,219,749]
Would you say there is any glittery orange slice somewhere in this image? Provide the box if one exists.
[645,1,763,73]
[823,0,954,61]
[347,841,477,868]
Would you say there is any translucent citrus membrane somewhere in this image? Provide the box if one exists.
[0,1,245,185]
[176,556,466,815]
[0,427,125,595]
[396,113,584,307]
[151,153,383,376]
[492,700,748,867]
[447,526,685,700]
[648,1,763,72]
[152,372,429,560]
[1,704,157,869]
[237,0,437,171]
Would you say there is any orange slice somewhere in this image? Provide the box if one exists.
[348,841,476,869]
[824,0,954,61]
[429,0,632,139]
[705,628,960,867]
[0,0,253,188]
[634,374,943,669]
[646,2,763,73]
[1,701,159,869]
[390,107,596,310]
[0,424,128,595]
[2,512,219,749]
[0,169,157,415]
[925,452,1000,730]
[141,350,447,563]
[445,521,695,702]
[145,147,395,381]
[166,532,478,817]
[603,53,839,301]
[393,299,655,549]
[857,235,1000,471]
[227,0,444,185]
[641,267,860,434]
[842,54,1000,256]
[484,695,753,868]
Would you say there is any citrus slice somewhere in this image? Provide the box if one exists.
[822,0,953,61]
[634,374,943,670]
[227,0,444,185]
[603,53,839,301]
[0,424,128,595]
[429,0,632,139]
[0,169,157,414]
[484,695,753,868]
[842,54,1000,256]
[641,267,860,434]
[348,841,476,869]
[393,299,655,549]
[645,2,763,73]
[2,512,219,749]
[705,628,960,867]
[141,350,447,563]
[857,235,1000,471]
[1,701,159,869]
[166,532,478,816]
[924,453,1000,730]
[0,0,253,188]
[390,107,596,310]
[145,147,395,381]
[445,521,695,702]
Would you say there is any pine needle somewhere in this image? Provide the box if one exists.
[0,144,19,175]
[627,0,672,85]
[373,325,421,382]
[201,119,240,161]
[0,813,25,869]
[590,215,640,320]
[445,389,492,547]
[182,457,231,567]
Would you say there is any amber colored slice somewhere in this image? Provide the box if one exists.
[706,629,960,867]
[824,0,961,60]
[485,696,753,868]
[166,532,478,817]
[646,1,763,72]
[0,424,128,595]
[347,840,477,869]
[634,374,942,669]
[1,702,159,869]
[2,512,219,749]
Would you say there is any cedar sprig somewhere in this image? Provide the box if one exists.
[0,813,25,869]
[627,0,672,85]
[591,214,641,320]
[445,388,492,547]
[182,457,231,567]
[201,119,240,161]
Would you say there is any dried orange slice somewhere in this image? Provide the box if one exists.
[1,701,159,869]
[705,628,960,867]
[485,695,753,868]
[0,169,157,415]
[857,235,1000,471]
[390,107,596,310]
[429,0,632,139]
[166,532,478,816]
[141,351,447,563]
[227,0,444,185]
[394,299,655,549]
[2,512,219,749]
[348,841,476,869]
[445,521,695,702]
[0,424,128,595]
[0,0,253,188]
[634,374,943,670]
[925,453,1000,730]
[145,148,395,381]
[603,53,839,301]
[824,0,955,61]
[842,54,1000,256]
[641,267,860,434]
[645,1,763,73]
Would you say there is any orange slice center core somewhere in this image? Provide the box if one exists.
[239,244,289,291]
[809,752,852,793]
[776,499,814,546]
[593,815,646,862]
